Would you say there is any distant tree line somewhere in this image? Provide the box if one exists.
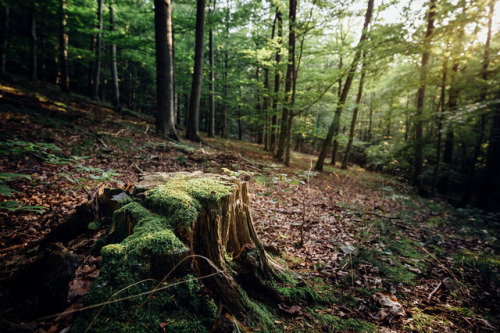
[1,0,499,210]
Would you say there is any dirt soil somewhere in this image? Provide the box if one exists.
[1,77,499,332]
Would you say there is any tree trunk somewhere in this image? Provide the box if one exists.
[0,0,8,77]
[30,1,37,82]
[173,30,179,125]
[315,0,374,171]
[207,0,216,138]
[262,13,275,151]
[277,0,297,163]
[222,50,228,138]
[186,0,206,142]
[263,64,271,150]
[432,46,449,195]
[341,53,366,169]
[270,7,283,152]
[461,1,495,205]
[367,93,373,142]
[154,0,180,140]
[92,0,104,100]
[413,0,436,188]
[479,104,500,211]
[110,4,120,108]
[330,58,343,165]
[59,0,69,92]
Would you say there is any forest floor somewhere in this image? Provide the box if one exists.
[1,77,499,332]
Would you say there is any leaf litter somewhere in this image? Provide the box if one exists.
[0,80,499,332]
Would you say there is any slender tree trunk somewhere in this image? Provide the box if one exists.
[330,58,343,165]
[88,37,95,96]
[110,4,120,108]
[276,0,297,162]
[461,1,495,205]
[255,66,263,144]
[0,0,8,77]
[173,30,179,125]
[154,0,180,140]
[479,102,500,211]
[186,0,206,142]
[40,16,46,82]
[270,7,283,152]
[238,106,242,140]
[30,2,37,81]
[263,64,271,150]
[59,0,69,92]
[207,0,216,138]
[221,50,228,138]
[413,0,436,188]
[263,12,277,151]
[315,0,374,171]
[367,93,373,142]
[92,0,104,100]
[341,53,366,169]
[432,48,449,195]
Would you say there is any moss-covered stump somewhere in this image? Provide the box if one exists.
[73,172,290,332]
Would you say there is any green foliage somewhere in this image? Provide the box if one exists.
[454,250,500,285]
[0,171,48,214]
[1,140,121,193]
[276,283,323,304]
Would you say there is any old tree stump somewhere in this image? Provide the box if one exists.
[68,172,306,332]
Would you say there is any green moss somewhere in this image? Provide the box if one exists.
[276,283,323,304]
[403,307,451,332]
[454,250,500,284]
[144,176,232,229]
[72,273,218,333]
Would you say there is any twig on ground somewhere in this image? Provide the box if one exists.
[364,212,403,220]
[238,153,256,166]
[428,280,443,301]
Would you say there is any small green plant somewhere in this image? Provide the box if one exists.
[1,140,121,198]
[221,167,254,177]
[175,154,188,164]
[0,173,47,213]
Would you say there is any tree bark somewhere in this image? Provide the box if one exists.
[154,0,180,140]
[367,93,373,142]
[341,53,366,169]
[207,0,216,138]
[432,44,450,195]
[59,0,69,92]
[479,104,500,211]
[92,0,104,100]
[222,50,228,138]
[277,0,297,163]
[330,58,343,165]
[0,0,8,77]
[413,0,436,188]
[110,4,120,108]
[186,0,206,142]
[461,0,495,205]
[315,0,374,171]
[30,1,37,82]
[270,7,283,152]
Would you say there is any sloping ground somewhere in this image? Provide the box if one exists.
[0,77,499,332]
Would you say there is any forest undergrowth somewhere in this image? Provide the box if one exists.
[1,78,499,332]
